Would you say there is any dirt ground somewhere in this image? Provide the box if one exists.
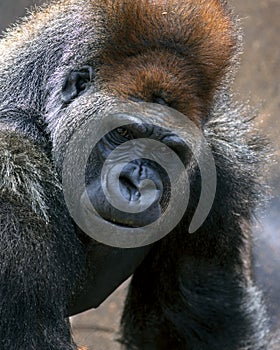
[0,0,279,349]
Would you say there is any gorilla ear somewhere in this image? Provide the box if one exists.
[61,66,94,103]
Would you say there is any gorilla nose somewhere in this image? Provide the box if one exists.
[119,161,163,204]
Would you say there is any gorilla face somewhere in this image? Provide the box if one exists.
[85,123,186,228]
[60,67,192,231]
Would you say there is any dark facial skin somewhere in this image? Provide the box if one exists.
[86,125,189,228]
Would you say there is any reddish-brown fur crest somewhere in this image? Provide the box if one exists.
[97,0,237,122]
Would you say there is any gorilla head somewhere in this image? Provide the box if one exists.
[45,0,236,244]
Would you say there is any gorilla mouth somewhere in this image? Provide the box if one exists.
[104,217,138,228]
[101,211,158,228]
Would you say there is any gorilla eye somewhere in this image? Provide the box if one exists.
[152,95,169,106]
[116,127,130,139]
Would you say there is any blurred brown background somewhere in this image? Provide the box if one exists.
[0,0,279,349]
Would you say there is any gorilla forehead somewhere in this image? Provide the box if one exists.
[89,0,239,125]
[100,0,236,62]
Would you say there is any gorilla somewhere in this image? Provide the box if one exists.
[0,0,275,349]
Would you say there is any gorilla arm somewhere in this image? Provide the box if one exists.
[0,115,152,323]
[0,123,84,348]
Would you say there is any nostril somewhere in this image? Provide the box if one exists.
[119,174,140,202]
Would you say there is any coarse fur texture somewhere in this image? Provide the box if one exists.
[0,0,272,349]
